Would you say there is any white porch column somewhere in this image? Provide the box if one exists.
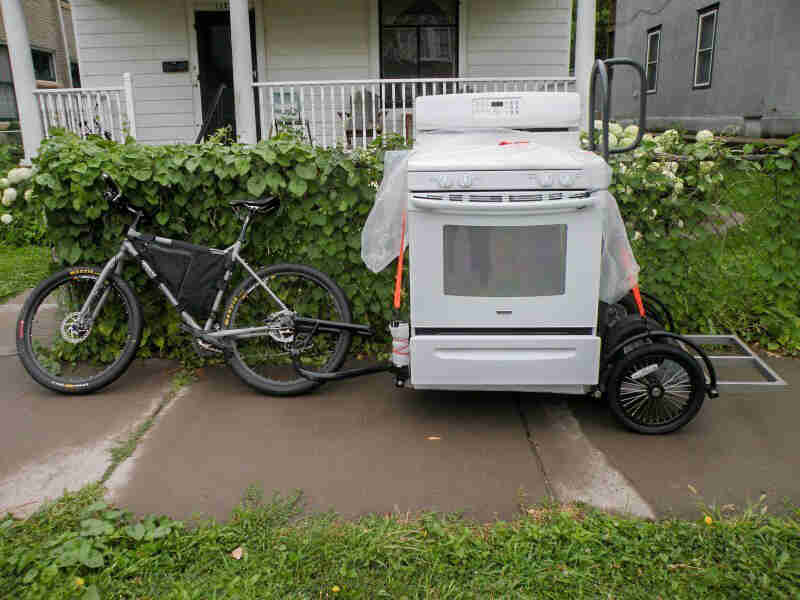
[574,0,597,131]
[229,0,257,144]
[1,0,45,161]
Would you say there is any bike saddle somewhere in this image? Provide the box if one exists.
[229,195,280,212]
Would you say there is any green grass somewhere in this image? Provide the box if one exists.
[0,246,52,303]
[1,486,798,599]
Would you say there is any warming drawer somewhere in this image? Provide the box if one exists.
[409,335,601,389]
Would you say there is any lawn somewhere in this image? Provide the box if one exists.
[0,246,52,303]
[1,485,798,599]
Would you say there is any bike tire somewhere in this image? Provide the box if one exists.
[223,263,353,396]
[16,266,143,394]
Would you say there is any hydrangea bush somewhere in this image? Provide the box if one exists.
[0,164,45,247]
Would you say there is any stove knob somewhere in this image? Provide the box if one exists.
[559,173,574,187]
[539,174,554,187]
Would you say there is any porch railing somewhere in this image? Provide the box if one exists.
[254,76,575,150]
[33,73,137,143]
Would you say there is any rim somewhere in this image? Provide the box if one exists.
[231,271,347,385]
[27,275,132,385]
[617,353,695,427]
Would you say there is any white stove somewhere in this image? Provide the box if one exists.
[406,92,611,392]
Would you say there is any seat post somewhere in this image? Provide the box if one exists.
[237,211,252,243]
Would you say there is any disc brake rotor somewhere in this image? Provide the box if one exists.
[60,312,92,344]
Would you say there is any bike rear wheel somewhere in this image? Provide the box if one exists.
[224,264,352,396]
[16,267,143,394]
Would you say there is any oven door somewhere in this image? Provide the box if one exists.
[407,193,603,331]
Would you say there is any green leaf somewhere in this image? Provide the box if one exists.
[132,168,151,182]
[288,177,307,197]
[81,518,114,537]
[247,175,268,197]
[776,158,793,171]
[295,162,318,180]
[68,245,82,265]
[253,145,277,164]
[125,523,146,541]
[156,211,169,226]
[78,540,104,568]
[82,585,101,600]
[235,157,251,176]
[85,501,108,513]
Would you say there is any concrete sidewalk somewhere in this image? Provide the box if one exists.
[108,367,549,522]
[2,287,797,522]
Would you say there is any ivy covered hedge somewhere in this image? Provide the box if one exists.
[9,129,800,360]
[27,132,407,359]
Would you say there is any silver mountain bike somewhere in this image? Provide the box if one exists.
[16,174,375,395]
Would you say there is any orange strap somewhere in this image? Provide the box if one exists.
[393,212,407,310]
[632,285,646,318]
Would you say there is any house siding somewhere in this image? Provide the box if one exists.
[613,0,800,137]
[265,0,370,82]
[0,0,78,88]
[70,0,195,144]
[465,0,572,78]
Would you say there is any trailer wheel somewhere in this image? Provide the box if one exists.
[606,343,706,434]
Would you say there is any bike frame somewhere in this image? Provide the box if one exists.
[76,208,370,345]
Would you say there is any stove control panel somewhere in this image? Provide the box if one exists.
[411,170,586,191]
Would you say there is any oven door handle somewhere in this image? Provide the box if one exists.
[409,196,595,213]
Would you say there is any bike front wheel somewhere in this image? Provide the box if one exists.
[223,263,352,396]
[16,266,143,394]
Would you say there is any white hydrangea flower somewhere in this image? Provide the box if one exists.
[633,231,642,241]
[619,163,627,174]
[674,180,685,193]
[0,213,12,225]
[624,125,639,138]
[24,189,33,201]
[0,178,8,189]
[607,133,619,148]
[626,186,633,195]
[643,133,655,142]
[594,120,604,131]
[648,161,661,172]
[651,208,658,218]
[620,137,635,148]
[678,219,685,228]
[3,187,17,205]
[609,122,624,137]
[700,161,715,172]
[696,129,714,143]
[7,167,32,184]
[665,161,679,173]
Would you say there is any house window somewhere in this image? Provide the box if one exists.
[645,26,661,94]
[381,0,458,80]
[0,46,18,121]
[694,5,718,88]
[32,49,56,82]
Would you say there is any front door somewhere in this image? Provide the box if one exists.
[195,10,258,138]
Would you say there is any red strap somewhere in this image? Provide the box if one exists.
[498,141,529,146]
[632,285,646,318]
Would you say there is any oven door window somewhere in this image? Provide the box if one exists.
[443,224,567,297]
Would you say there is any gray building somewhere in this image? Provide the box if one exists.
[612,0,799,138]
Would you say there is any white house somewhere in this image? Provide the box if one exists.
[1,0,598,157]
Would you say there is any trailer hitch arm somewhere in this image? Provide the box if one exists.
[290,352,394,382]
